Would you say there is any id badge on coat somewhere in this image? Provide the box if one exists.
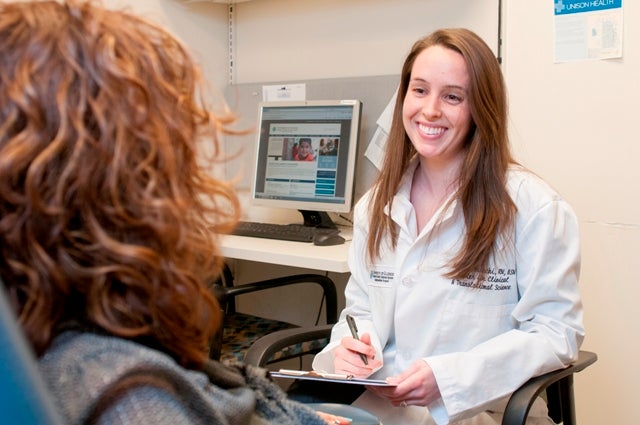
[368,265,395,288]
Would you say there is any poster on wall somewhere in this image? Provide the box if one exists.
[554,0,623,63]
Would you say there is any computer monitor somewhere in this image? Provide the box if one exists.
[250,99,361,228]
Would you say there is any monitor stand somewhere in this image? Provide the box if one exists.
[299,210,337,229]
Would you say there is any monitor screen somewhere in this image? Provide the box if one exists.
[251,99,361,227]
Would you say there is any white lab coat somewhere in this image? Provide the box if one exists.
[313,162,584,425]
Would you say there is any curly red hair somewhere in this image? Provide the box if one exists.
[0,0,240,368]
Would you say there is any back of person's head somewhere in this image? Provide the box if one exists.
[0,0,240,368]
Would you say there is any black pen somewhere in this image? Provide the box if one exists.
[346,314,368,365]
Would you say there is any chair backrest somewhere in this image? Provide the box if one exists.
[0,282,65,425]
[210,264,338,364]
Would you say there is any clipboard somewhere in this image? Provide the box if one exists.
[269,369,395,387]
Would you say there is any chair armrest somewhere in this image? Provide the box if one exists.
[244,324,333,367]
[220,274,338,323]
[502,350,597,425]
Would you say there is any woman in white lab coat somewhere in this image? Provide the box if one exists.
[312,28,584,425]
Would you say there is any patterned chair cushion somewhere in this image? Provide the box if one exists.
[221,313,329,365]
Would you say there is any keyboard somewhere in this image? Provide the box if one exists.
[230,221,338,243]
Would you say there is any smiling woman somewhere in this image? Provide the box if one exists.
[311,28,585,425]
[402,45,471,162]
[401,44,473,228]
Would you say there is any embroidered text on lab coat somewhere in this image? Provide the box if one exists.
[451,267,516,291]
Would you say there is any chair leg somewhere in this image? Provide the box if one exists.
[558,375,576,425]
[547,376,577,425]
[546,382,562,424]
[217,262,236,314]
[209,309,224,360]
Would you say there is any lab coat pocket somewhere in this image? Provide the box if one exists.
[434,300,517,353]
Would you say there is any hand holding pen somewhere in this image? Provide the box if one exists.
[346,314,369,365]
[334,316,381,376]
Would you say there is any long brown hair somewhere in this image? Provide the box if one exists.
[0,0,240,368]
[367,28,516,280]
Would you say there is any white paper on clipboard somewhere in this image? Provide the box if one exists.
[270,369,395,387]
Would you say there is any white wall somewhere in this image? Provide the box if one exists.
[502,2,640,424]
[234,0,499,83]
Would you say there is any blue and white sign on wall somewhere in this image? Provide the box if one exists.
[554,0,623,62]
[555,0,622,16]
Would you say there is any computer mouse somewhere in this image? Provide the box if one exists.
[313,231,346,246]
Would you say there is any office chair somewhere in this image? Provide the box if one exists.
[244,325,597,425]
[0,284,65,425]
[209,263,338,364]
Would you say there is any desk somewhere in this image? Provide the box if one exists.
[219,228,352,326]
[220,231,351,274]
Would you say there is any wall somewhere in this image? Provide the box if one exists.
[502,2,639,424]
[233,0,499,83]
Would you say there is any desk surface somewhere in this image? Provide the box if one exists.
[221,229,352,274]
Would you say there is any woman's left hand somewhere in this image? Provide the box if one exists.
[366,359,441,407]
